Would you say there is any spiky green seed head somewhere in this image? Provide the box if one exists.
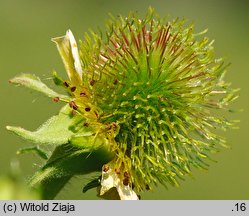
[55,8,239,193]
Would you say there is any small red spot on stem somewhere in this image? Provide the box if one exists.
[113,79,118,85]
[69,101,78,110]
[112,122,118,131]
[94,111,99,118]
[83,122,89,127]
[80,91,87,97]
[70,86,76,92]
[103,164,109,172]
[90,79,95,86]
[85,107,91,112]
[53,97,60,103]
[115,168,121,175]
[124,171,129,178]
[64,81,69,87]
[123,177,129,186]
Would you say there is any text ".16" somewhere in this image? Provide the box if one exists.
[234,203,246,212]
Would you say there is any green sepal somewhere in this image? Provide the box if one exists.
[52,71,65,87]
[16,146,49,160]
[29,143,113,199]
[9,73,70,100]
[6,105,84,145]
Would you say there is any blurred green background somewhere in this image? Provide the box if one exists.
[0,0,248,199]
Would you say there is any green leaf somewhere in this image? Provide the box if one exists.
[9,73,70,100]
[52,71,65,87]
[6,105,84,145]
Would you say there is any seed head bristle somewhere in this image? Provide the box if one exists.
[57,8,239,192]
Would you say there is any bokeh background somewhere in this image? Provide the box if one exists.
[0,0,248,199]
